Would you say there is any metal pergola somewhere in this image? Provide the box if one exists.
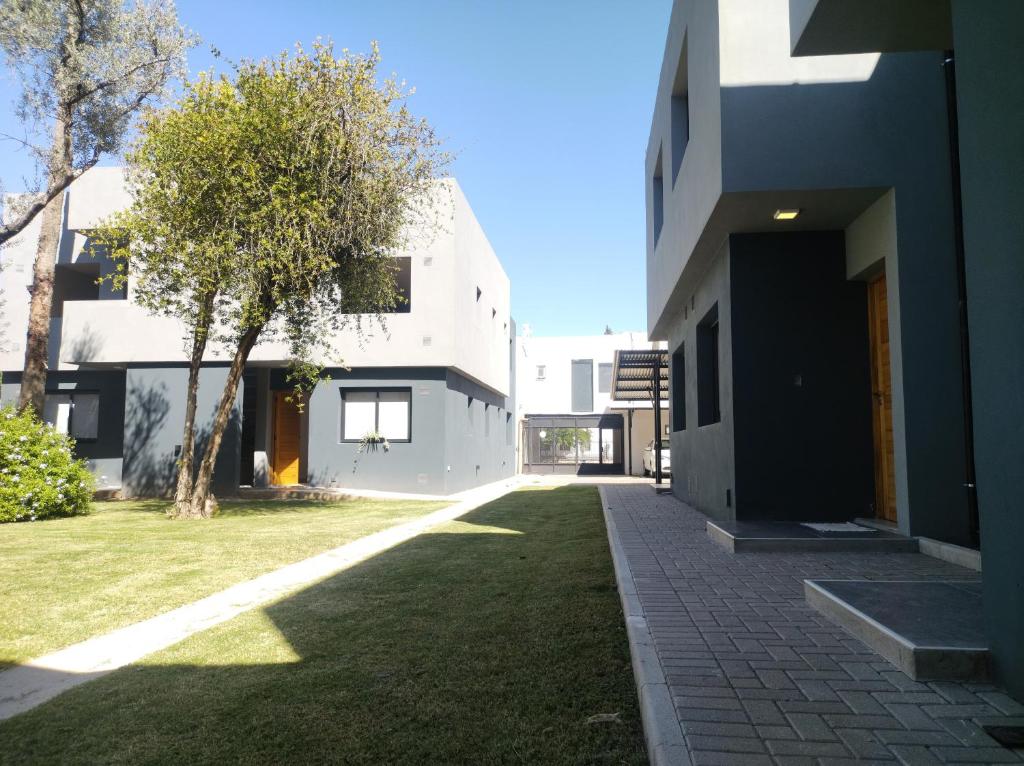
[611,349,669,483]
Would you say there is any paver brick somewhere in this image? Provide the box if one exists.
[601,485,1024,766]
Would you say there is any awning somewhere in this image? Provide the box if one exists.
[611,349,669,402]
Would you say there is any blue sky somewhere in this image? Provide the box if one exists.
[0,0,671,336]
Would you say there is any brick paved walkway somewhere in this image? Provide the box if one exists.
[603,484,1024,766]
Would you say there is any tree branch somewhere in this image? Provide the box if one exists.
[0,152,99,246]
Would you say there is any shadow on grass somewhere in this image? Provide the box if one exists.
[0,486,645,766]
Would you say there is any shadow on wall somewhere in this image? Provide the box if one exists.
[122,380,175,497]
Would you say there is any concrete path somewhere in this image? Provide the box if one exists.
[601,484,1024,766]
[0,475,523,721]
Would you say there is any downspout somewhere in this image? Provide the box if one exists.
[943,50,980,546]
[627,408,633,476]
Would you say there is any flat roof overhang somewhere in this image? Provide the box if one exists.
[650,187,888,339]
[611,349,668,403]
[789,0,952,57]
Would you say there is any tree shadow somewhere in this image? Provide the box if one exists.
[0,486,647,765]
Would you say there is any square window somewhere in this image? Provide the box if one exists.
[43,391,98,440]
[340,389,411,442]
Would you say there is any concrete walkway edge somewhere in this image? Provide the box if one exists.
[0,476,524,722]
[600,486,692,766]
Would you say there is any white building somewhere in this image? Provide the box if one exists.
[515,331,667,476]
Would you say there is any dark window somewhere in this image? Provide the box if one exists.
[671,35,689,186]
[671,343,685,431]
[506,411,513,446]
[697,304,721,426]
[571,359,594,412]
[43,391,99,440]
[340,388,411,442]
[385,257,412,313]
[598,362,613,394]
[652,147,664,244]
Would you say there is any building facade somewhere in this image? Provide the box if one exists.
[1,168,516,497]
[515,332,666,476]
[647,0,1022,698]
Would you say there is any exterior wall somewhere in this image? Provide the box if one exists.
[615,408,669,477]
[515,332,656,417]
[649,0,968,543]
[1,369,126,489]
[300,367,514,496]
[730,232,873,522]
[121,366,242,498]
[950,0,1024,700]
[5,171,510,398]
[665,239,735,520]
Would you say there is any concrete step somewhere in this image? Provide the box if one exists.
[805,579,991,682]
[707,519,919,553]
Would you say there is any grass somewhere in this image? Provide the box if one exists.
[0,486,646,765]
[0,497,445,668]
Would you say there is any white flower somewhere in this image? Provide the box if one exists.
[39,463,47,470]
[18,435,27,442]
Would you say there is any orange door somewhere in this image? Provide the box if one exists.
[868,274,897,522]
[272,392,301,485]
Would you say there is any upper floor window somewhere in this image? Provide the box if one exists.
[598,362,613,394]
[671,34,689,187]
[571,359,594,412]
[43,391,99,440]
[384,257,412,313]
[652,147,665,245]
[536,365,546,380]
[671,343,685,431]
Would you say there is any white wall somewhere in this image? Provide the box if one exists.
[515,332,659,417]
[3,171,512,397]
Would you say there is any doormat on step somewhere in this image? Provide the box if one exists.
[800,522,877,534]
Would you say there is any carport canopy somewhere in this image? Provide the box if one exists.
[611,349,668,403]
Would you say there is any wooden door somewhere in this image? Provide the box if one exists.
[272,392,301,486]
[868,274,897,522]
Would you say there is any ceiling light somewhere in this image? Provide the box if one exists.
[773,208,801,221]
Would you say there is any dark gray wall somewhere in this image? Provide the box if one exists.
[666,238,736,521]
[302,366,515,496]
[730,233,873,522]
[721,52,971,543]
[952,0,1024,700]
[122,366,241,498]
[1,369,126,487]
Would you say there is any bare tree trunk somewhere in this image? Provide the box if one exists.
[17,2,81,417]
[185,325,262,519]
[171,292,217,518]
[18,106,73,417]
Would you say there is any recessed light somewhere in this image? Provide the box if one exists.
[773,208,801,221]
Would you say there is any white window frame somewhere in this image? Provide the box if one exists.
[339,388,412,443]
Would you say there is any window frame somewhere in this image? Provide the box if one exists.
[43,389,100,443]
[597,362,613,394]
[339,387,412,444]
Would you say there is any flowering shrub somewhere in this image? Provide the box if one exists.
[0,405,93,523]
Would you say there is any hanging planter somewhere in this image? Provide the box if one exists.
[357,431,391,454]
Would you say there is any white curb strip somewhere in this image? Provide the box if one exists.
[0,477,523,721]
[599,486,691,766]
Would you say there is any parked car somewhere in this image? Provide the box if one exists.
[642,439,671,477]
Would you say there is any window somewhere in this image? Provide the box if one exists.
[571,359,594,412]
[652,147,664,244]
[43,391,99,440]
[536,365,546,380]
[671,35,689,186]
[340,389,411,442]
[598,362,613,394]
[671,344,685,431]
[697,304,721,426]
[385,256,412,313]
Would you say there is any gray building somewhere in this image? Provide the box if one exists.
[647,0,1023,697]
[1,170,516,497]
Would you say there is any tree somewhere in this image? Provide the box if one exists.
[97,42,447,518]
[0,0,192,416]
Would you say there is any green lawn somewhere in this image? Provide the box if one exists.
[0,497,445,668]
[0,486,646,765]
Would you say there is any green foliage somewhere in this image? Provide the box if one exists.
[541,427,592,452]
[0,405,92,523]
[95,40,449,371]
